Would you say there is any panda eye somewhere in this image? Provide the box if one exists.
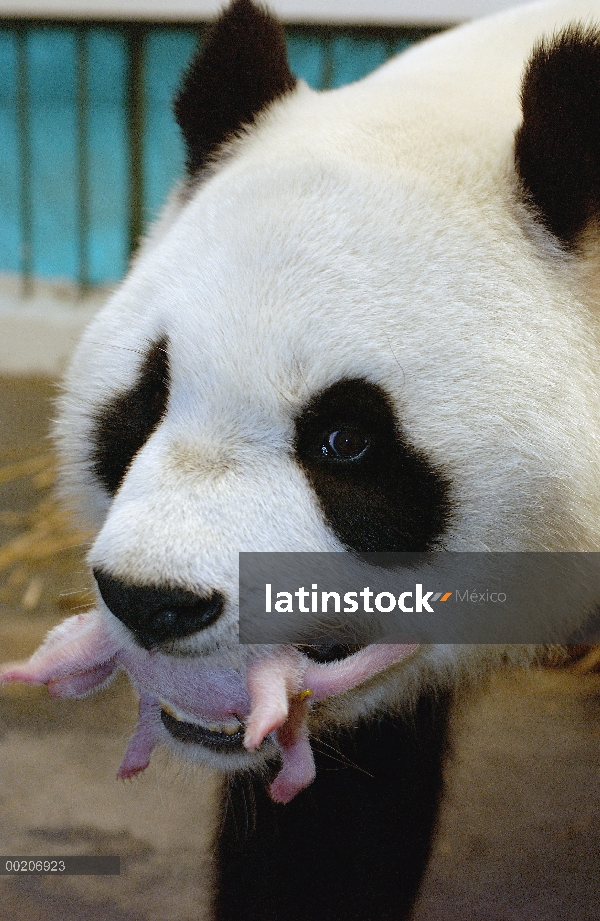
[322,427,371,462]
[293,379,452,553]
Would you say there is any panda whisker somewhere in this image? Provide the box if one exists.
[380,326,406,386]
[310,739,375,779]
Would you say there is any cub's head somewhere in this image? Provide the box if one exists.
[46,0,600,788]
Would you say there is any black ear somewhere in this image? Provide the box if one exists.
[515,27,600,247]
[174,0,297,176]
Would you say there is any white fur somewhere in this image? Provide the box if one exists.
[56,0,600,771]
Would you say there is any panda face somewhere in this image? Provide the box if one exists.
[49,146,593,773]
[36,0,600,783]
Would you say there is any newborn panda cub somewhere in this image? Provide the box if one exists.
[4,0,600,918]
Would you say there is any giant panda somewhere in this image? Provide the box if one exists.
[3,0,600,918]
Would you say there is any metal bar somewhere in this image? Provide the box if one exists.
[125,24,144,259]
[0,1,463,27]
[320,30,334,90]
[0,17,440,40]
[15,24,32,295]
[75,24,89,291]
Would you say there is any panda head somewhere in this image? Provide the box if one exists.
[37,0,600,789]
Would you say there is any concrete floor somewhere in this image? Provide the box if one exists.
[1,376,600,920]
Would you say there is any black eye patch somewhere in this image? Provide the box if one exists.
[90,338,170,496]
[293,379,452,553]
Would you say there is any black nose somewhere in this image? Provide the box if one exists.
[93,569,225,650]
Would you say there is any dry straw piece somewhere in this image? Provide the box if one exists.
[0,448,94,612]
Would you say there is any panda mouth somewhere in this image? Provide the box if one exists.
[160,705,245,751]
[159,648,363,751]
[0,608,419,800]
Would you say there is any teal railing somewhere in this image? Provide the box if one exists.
[0,21,436,291]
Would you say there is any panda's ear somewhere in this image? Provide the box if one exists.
[515,27,600,247]
[174,0,297,175]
